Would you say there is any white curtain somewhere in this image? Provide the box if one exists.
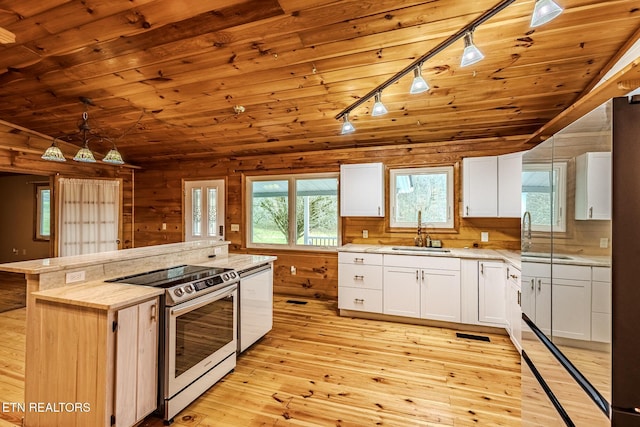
[58,178,120,256]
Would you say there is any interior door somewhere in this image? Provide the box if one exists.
[184,179,225,241]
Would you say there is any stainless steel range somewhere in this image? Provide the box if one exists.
[107,264,239,423]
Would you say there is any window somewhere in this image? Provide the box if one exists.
[521,162,566,232]
[390,166,454,229]
[247,173,339,249]
[35,184,51,241]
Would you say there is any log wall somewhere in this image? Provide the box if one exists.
[134,138,530,299]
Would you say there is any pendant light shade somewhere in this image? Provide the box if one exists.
[41,140,66,162]
[73,142,96,162]
[341,114,356,135]
[530,0,563,28]
[103,147,125,165]
[460,31,484,67]
[409,67,430,94]
[371,92,388,117]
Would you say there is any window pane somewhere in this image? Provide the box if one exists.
[251,180,289,245]
[521,165,564,231]
[295,178,338,247]
[207,188,217,237]
[39,188,51,237]
[192,188,202,236]
[394,172,448,225]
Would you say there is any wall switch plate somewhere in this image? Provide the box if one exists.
[290,266,297,275]
[161,223,167,230]
[230,224,240,232]
[66,270,85,284]
[481,232,489,242]
[362,229,368,238]
[600,237,609,248]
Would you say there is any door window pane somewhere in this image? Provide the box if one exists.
[192,188,202,236]
[251,180,289,245]
[207,188,217,237]
[296,178,338,247]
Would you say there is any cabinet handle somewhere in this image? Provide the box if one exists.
[530,279,534,290]
[506,267,510,280]
[354,298,364,304]
[354,275,364,280]
[589,207,593,218]
[510,274,519,280]
[517,290,521,306]
[150,302,157,322]
[378,206,381,216]
[537,279,542,291]
[416,270,419,281]
[480,263,484,275]
[466,206,469,216]
[354,257,364,264]
[421,270,425,281]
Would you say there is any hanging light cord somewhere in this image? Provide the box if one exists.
[334,0,516,121]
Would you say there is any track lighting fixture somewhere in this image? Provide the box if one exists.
[371,92,388,117]
[409,66,430,94]
[530,0,563,28]
[460,31,485,67]
[341,114,356,135]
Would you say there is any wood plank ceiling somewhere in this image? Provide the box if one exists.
[0,0,638,166]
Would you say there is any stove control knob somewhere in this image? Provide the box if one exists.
[229,271,237,279]
[223,273,230,281]
[184,284,194,294]
[206,278,214,286]
[174,288,184,298]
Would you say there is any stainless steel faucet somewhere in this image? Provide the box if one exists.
[522,211,532,252]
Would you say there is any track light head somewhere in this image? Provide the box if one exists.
[460,31,484,67]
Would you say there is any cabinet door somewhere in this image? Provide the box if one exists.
[420,269,461,322]
[136,298,159,420]
[498,152,523,217]
[521,276,536,322]
[575,152,611,220]
[508,281,522,352]
[340,163,385,217]
[383,266,420,318]
[535,278,552,336]
[552,279,591,340]
[478,261,506,324]
[463,156,498,217]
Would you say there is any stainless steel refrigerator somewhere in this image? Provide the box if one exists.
[520,96,640,426]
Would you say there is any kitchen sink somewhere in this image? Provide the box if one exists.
[390,246,451,253]
[522,253,573,260]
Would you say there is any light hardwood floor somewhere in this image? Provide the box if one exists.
[0,272,26,313]
[0,297,521,427]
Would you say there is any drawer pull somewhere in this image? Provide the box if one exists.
[510,274,519,279]
[354,257,364,264]
[354,275,364,280]
[354,298,365,304]
[530,278,534,290]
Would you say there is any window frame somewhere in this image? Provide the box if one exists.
[246,172,341,251]
[521,162,567,233]
[34,183,51,241]
[389,166,455,230]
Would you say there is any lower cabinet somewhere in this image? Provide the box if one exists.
[478,261,506,325]
[383,266,421,318]
[27,295,160,427]
[338,252,383,313]
[505,264,522,352]
[591,267,611,343]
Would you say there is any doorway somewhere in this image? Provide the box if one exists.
[184,179,225,242]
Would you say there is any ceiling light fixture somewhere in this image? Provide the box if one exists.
[460,31,485,67]
[102,141,125,165]
[336,0,561,133]
[41,139,66,162]
[72,110,97,163]
[371,92,388,116]
[530,0,563,28]
[409,66,430,94]
[341,114,356,134]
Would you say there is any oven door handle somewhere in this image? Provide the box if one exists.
[169,283,237,317]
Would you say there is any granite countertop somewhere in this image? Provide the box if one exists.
[338,244,611,269]
[193,253,277,271]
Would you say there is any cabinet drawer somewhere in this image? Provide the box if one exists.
[592,266,611,282]
[338,252,383,266]
[592,281,611,313]
[522,262,551,278]
[553,264,591,281]
[338,287,382,313]
[338,264,383,290]
[591,312,611,343]
[383,254,460,270]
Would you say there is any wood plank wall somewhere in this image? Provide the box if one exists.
[134,138,532,299]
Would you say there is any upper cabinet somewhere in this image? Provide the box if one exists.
[340,162,385,217]
[462,152,523,218]
[575,152,611,220]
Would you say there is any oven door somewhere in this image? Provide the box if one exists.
[166,283,237,398]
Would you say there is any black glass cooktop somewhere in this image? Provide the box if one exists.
[106,265,231,289]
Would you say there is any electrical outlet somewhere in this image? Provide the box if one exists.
[290,266,297,275]
[362,229,368,238]
[214,247,222,254]
[230,224,240,232]
[600,238,609,249]
[481,231,489,242]
[65,270,86,284]
[162,223,167,230]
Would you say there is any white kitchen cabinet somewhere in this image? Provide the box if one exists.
[338,252,383,313]
[478,261,507,325]
[575,151,611,220]
[591,266,611,343]
[340,162,385,217]
[383,254,461,322]
[552,264,592,341]
[522,262,552,336]
[239,263,273,352]
[505,264,522,352]
[463,152,524,218]
[463,156,498,217]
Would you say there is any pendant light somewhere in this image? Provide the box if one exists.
[460,31,484,67]
[530,0,563,28]
[340,114,356,134]
[409,66,430,94]
[371,92,388,116]
[41,139,66,162]
[73,111,96,163]
[102,143,125,165]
